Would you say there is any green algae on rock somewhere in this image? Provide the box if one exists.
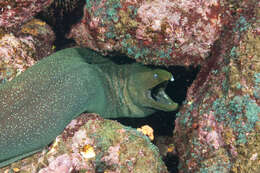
[173,3,260,172]
[0,47,178,168]
[68,0,227,66]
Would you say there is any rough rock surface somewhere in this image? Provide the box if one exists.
[173,1,260,172]
[1,1,259,172]
[0,0,53,28]
[0,19,55,84]
[0,113,168,173]
[68,0,228,66]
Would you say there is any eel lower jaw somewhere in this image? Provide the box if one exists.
[147,81,178,111]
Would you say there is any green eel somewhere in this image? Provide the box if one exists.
[0,47,178,167]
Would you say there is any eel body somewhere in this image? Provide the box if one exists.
[0,48,178,167]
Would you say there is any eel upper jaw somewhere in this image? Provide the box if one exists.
[146,78,178,111]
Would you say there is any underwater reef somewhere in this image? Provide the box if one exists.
[0,113,168,173]
[68,0,227,66]
[173,1,260,172]
[0,0,53,28]
[0,18,55,84]
[0,0,259,172]
[0,46,177,168]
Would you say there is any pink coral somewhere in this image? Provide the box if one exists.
[38,154,73,173]
[198,112,224,150]
[137,0,222,58]
[102,145,120,165]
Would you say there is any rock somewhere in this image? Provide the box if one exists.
[68,0,228,66]
[0,19,55,84]
[0,113,168,173]
[173,1,260,172]
[0,0,53,28]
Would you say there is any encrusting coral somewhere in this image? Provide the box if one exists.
[0,0,53,28]
[0,0,259,172]
[173,1,260,172]
[68,0,228,66]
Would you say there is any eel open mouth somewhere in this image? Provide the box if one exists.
[147,77,178,111]
[150,81,171,104]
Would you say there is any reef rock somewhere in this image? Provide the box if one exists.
[68,0,228,66]
[0,19,55,84]
[0,0,53,28]
[0,113,168,173]
[173,1,260,172]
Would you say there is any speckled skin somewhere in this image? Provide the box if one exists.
[0,47,177,167]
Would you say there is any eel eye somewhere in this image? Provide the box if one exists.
[153,73,158,79]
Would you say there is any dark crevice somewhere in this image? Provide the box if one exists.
[36,0,85,50]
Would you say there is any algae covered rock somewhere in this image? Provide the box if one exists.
[68,0,228,66]
[0,0,53,28]
[0,113,168,173]
[173,1,260,172]
[0,19,55,84]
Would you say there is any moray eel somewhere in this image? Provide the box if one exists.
[0,47,178,167]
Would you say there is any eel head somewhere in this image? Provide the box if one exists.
[128,66,178,114]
